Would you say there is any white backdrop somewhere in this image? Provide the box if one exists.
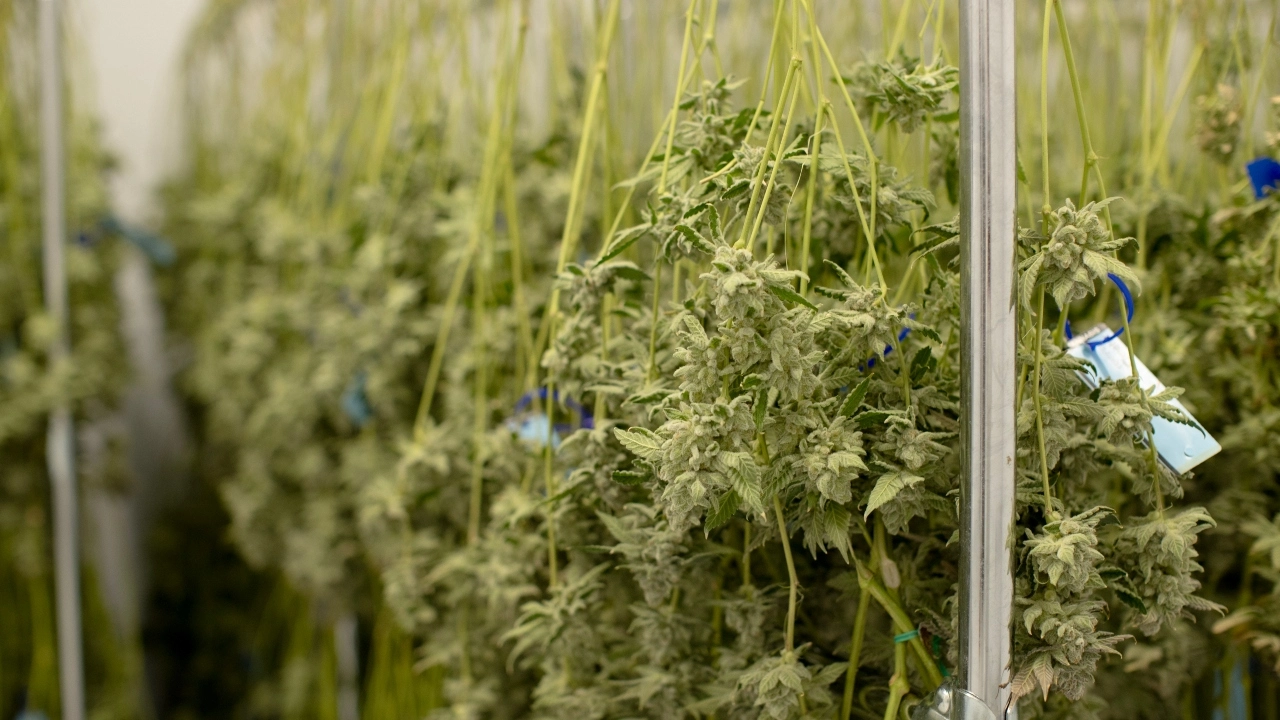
[75,0,204,649]
[79,0,204,224]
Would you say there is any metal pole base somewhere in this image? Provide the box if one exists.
[912,682,1018,720]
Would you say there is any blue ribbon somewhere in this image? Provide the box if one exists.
[1064,273,1134,348]
[1247,157,1280,200]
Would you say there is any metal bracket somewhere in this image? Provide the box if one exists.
[912,682,1018,720]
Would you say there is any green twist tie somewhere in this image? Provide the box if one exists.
[893,628,920,644]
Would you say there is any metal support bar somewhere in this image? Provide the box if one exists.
[956,0,1018,716]
[335,613,360,720]
[39,0,86,718]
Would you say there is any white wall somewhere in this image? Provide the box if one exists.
[74,0,205,644]
[78,0,205,225]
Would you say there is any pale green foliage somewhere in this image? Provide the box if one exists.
[1114,508,1224,637]
[155,1,1277,717]
[1194,83,1242,165]
[1266,94,1280,156]
[1019,199,1139,312]
[1014,595,1127,701]
[1025,508,1111,595]
[846,55,959,134]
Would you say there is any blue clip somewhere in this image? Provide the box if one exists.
[862,314,915,371]
[101,215,177,266]
[1247,157,1280,200]
[1064,273,1133,348]
[513,387,594,432]
[341,370,372,428]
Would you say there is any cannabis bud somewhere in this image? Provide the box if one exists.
[1194,84,1242,165]
[847,57,958,134]
[1019,198,1138,311]
[1266,95,1280,157]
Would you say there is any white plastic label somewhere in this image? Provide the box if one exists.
[1066,324,1221,474]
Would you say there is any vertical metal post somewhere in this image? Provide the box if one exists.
[335,613,360,720]
[39,0,86,718]
[956,0,1018,717]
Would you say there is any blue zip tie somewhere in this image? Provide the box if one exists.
[1064,273,1133,348]
[1247,157,1280,200]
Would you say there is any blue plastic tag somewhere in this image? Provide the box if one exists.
[1066,324,1221,474]
[1247,157,1280,200]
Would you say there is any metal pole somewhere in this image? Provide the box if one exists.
[955,0,1018,717]
[335,613,360,720]
[39,0,86,718]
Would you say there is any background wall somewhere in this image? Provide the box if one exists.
[74,0,204,651]
[79,0,205,225]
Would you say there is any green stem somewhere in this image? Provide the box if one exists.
[737,58,802,249]
[1052,0,1095,202]
[658,0,701,193]
[883,641,909,720]
[853,557,943,690]
[840,587,872,720]
[821,102,888,295]
[411,4,525,435]
[772,495,799,653]
[886,0,915,61]
[528,0,623,388]
[594,293,614,423]
[467,281,489,546]
[1040,0,1053,221]
[647,260,664,384]
[544,388,559,587]
[798,46,824,291]
[746,59,803,251]
[1054,0,1165,514]
[1032,290,1055,517]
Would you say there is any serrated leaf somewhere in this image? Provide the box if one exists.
[913,325,942,343]
[611,470,648,486]
[840,378,872,417]
[724,453,764,514]
[599,224,649,262]
[721,179,750,200]
[823,258,858,289]
[625,389,672,405]
[754,389,768,431]
[705,490,741,534]
[673,224,715,254]
[864,471,924,519]
[767,284,818,310]
[910,346,933,383]
[856,411,891,429]
[1098,566,1128,580]
[1115,587,1148,613]
[681,314,709,344]
[614,427,662,460]
[611,264,651,282]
